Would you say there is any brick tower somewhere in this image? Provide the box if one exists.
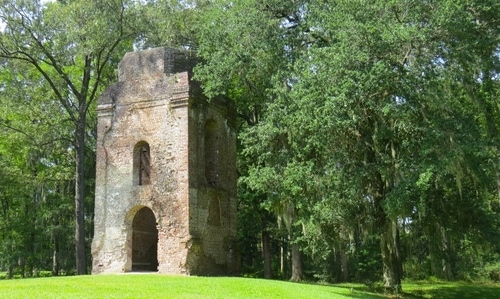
[91,48,238,275]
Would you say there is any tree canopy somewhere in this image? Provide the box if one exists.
[193,0,500,289]
[0,0,140,274]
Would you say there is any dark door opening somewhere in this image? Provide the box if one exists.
[132,207,158,271]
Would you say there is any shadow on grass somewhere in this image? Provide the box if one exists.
[332,284,389,299]
[293,280,500,299]
[334,281,500,299]
[402,282,500,299]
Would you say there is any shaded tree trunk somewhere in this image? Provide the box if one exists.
[370,146,403,292]
[261,210,274,279]
[52,235,60,276]
[75,114,87,275]
[284,203,303,282]
[290,242,304,282]
[339,245,349,282]
[8,264,13,279]
[440,225,454,280]
[280,233,287,278]
[19,257,25,278]
[27,230,36,277]
[262,229,272,279]
[380,218,403,293]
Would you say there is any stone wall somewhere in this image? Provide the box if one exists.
[91,47,239,275]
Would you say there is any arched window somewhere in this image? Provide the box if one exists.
[205,119,219,187]
[133,141,151,185]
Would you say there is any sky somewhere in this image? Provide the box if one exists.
[1,0,55,32]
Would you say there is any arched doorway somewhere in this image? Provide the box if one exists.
[132,207,158,271]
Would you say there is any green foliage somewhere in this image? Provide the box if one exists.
[487,262,500,283]
[193,0,500,286]
[0,0,141,275]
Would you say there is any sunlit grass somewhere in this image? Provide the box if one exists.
[1,274,498,298]
[0,274,382,299]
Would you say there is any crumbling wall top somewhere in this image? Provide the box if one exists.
[97,47,198,107]
[118,47,197,82]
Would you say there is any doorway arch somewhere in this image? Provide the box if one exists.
[132,207,158,271]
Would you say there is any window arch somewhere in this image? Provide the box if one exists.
[133,141,151,186]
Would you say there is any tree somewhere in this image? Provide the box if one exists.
[266,0,500,288]
[195,0,500,289]
[0,58,74,276]
[0,0,138,274]
[194,0,308,280]
[137,0,211,49]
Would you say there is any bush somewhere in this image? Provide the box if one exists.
[473,261,500,283]
[486,263,500,283]
[489,269,500,283]
[35,271,52,278]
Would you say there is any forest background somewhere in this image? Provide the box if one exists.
[0,0,499,292]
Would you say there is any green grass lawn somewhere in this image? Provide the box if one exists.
[0,274,498,299]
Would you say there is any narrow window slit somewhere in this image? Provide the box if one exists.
[134,141,151,186]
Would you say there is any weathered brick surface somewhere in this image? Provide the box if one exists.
[91,48,239,275]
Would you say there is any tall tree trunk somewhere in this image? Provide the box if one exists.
[290,242,304,282]
[8,264,13,279]
[25,196,36,278]
[262,229,272,279]
[19,256,26,278]
[372,164,403,292]
[27,230,35,277]
[339,245,349,282]
[75,113,87,275]
[440,225,454,280]
[280,233,286,278]
[284,203,303,282]
[380,218,403,293]
[52,234,60,276]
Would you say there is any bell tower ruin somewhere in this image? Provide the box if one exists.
[91,48,238,275]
